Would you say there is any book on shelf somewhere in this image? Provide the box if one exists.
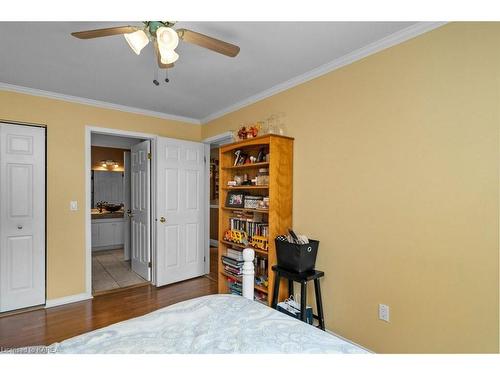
[225,248,243,261]
[224,266,242,277]
[221,255,244,267]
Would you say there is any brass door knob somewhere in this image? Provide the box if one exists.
[159,216,166,223]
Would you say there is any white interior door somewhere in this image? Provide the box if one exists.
[0,123,45,312]
[156,137,207,286]
[130,140,151,281]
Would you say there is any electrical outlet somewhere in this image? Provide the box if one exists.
[70,201,78,211]
[379,304,390,322]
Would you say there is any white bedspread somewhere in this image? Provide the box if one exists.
[46,294,367,354]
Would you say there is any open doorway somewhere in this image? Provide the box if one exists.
[207,145,220,281]
[204,132,233,282]
[90,133,151,295]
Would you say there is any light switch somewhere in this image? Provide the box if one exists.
[70,201,78,211]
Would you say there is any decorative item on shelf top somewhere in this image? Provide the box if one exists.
[224,229,248,245]
[225,191,245,208]
[236,123,260,140]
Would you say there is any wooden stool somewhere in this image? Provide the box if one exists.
[271,265,326,330]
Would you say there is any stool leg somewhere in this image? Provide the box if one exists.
[288,279,294,298]
[271,273,280,309]
[314,278,325,330]
[300,281,307,322]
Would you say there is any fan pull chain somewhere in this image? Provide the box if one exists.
[153,67,159,86]
[165,70,170,83]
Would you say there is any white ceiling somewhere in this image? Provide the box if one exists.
[0,22,423,123]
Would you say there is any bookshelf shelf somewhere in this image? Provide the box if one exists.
[222,162,270,170]
[222,207,269,214]
[218,134,293,306]
[222,185,269,190]
[220,240,268,256]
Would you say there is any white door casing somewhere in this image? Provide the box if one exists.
[123,151,131,261]
[0,123,45,312]
[130,140,151,281]
[156,137,206,286]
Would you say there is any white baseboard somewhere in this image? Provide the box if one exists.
[45,292,93,308]
[210,239,219,247]
[326,329,374,353]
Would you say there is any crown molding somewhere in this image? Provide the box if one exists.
[0,22,447,126]
[200,21,447,124]
[0,82,201,125]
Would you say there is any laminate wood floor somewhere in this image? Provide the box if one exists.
[0,276,217,350]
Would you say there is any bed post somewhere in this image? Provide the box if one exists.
[242,248,255,300]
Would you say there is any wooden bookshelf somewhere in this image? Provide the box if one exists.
[218,134,293,305]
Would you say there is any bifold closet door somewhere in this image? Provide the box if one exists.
[0,123,45,312]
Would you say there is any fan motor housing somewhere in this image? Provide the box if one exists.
[146,21,175,36]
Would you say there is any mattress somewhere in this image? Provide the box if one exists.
[44,294,367,354]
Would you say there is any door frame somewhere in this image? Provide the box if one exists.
[202,132,233,275]
[85,126,158,296]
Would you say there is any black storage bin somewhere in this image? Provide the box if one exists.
[275,239,319,273]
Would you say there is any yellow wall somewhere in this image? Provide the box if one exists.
[1,22,498,354]
[203,23,500,353]
[0,91,201,300]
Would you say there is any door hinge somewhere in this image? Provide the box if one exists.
[147,152,152,160]
[148,261,152,268]
[204,256,206,262]
[204,156,206,163]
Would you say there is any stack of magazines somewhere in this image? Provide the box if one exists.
[227,277,242,296]
[222,252,244,277]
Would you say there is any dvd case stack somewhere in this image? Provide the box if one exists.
[229,218,269,239]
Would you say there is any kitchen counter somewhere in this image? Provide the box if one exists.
[91,208,125,220]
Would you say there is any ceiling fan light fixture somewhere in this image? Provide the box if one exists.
[156,26,179,50]
[159,48,179,64]
[124,30,149,55]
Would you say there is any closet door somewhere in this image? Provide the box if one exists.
[0,123,45,312]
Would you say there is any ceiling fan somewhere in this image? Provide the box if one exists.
[71,21,240,69]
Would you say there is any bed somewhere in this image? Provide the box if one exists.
[6,248,367,354]
[44,294,366,354]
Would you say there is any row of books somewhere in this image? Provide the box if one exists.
[229,218,269,238]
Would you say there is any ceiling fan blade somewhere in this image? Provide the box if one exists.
[177,28,240,57]
[154,41,174,69]
[71,26,138,39]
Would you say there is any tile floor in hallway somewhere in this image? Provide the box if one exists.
[92,248,147,294]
